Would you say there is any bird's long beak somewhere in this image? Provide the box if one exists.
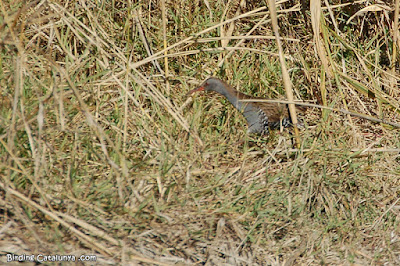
[186,86,205,97]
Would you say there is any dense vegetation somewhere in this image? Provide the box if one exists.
[1,0,400,264]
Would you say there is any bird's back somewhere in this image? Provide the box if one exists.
[237,93,305,133]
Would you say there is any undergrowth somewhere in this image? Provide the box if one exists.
[1,0,400,264]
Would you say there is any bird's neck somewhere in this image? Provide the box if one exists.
[213,82,249,111]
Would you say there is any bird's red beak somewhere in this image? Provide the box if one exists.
[186,86,205,97]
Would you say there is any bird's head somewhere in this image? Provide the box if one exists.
[186,77,228,97]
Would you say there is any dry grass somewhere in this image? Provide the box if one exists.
[1,0,400,265]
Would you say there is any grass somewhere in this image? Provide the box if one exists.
[1,0,400,264]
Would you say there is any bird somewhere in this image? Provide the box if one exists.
[187,77,305,134]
